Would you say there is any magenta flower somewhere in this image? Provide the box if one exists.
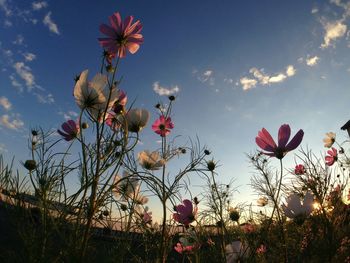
[325,147,338,166]
[294,164,306,175]
[57,120,79,141]
[105,112,121,131]
[98,12,143,58]
[173,199,197,226]
[174,243,196,254]
[255,124,304,159]
[152,116,174,137]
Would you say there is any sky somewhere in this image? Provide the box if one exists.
[1,0,350,219]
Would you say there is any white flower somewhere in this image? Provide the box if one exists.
[113,171,148,205]
[225,241,249,263]
[126,108,150,132]
[138,150,165,170]
[282,191,314,219]
[73,69,118,121]
[323,132,336,148]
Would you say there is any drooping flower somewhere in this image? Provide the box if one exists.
[98,12,144,58]
[57,120,80,141]
[138,150,165,170]
[173,199,197,226]
[225,241,250,263]
[294,164,306,175]
[152,116,174,137]
[255,124,304,159]
[74,70,118,121]
[257,197,268,207]
[323,132,336,148]
[325,147,338,166]
[281,191,314,219]
[125,108,150,133]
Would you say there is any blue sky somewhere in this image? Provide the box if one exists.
[1,0,350,218]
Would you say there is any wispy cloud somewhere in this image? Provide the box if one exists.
[0,96,12,111]
[306,56,319,66]
[32,1,47,11]
[0,143,7,153]
[12,34,24,45]
[153,81,179,96]
[195,69,215,85]
[321,20,347,48]
[23,52,36,62]
[311,7,319,14]
[13,62,35,90]
[9,75,23,92]
[239,65,295,90]
[0,0,12,17]
[34,93,54,104]
[4,19,12,27]
[58,110,78,120]
[0,114,24,130]
[43,12,60,34]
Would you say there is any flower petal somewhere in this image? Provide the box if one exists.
[278,124,291,148]
[285,129,304,152]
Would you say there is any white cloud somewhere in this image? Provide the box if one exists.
[58,110,78,120]
[269,73,287,83]
[311,7,319,14]
[0,96,12,110]
[13,62,35,89]
[12,34,24,45]
[32,1,48,10]
[194,69,215,85]
[35,93,54,104]
[306,56,319,66]
[240,64,295,90]
[153,82,179,96]
[321,21,347,48]
[9,75,23,92]
[0,0,12,17]
[23,52,36,62]
[0,114,24,130]
[4,19,12,27]
[239,77,257,90]
[43,12,60,34]
[286,65,296,76]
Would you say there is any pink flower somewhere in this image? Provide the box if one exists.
[143,210,152,224]
[152,116,174,137]
[57,120,79,141]
[173,199,197,226]
[241,223,255,233]
[294,164,306,175]
[105,112,121,131]
[98,12,143,58]
[174,243,196,254]
[256,124,304,159]
[256,244,267,255]
[325,147,337,166]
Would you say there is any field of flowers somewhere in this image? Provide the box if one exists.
[0,10,349,263]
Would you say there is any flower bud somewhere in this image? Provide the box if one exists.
[229,208,240,222]
[81,122,89,129]
[204,149,210,155]
[168,95,175,101]
[120,204,128,211]
[24,160,37,171]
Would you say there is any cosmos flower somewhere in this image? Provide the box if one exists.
[323,132,336,148]
[255,124,304,159]
[256,244,267,255]
[138,150,166,170]
[105,111,122,131]
[113,171,147,205]
[173,199,197,226]
[294,164,306,175]
[152,116,174,137]
[257,197,268,207]
[98,12,144,58]
[57,120,80,141]
[126,108,150,133]
[341,120,350,137]
[174,243,196,254]
[281,191,314,219]
[325,147,338,166]
[142,208,152,224]
[74,70,118,121]
[225,241,249,263]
